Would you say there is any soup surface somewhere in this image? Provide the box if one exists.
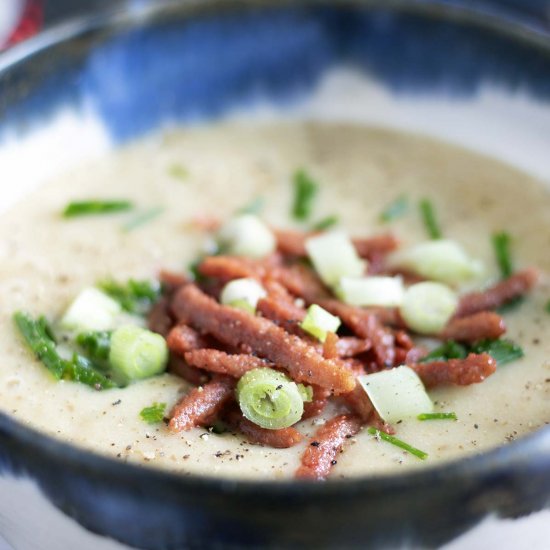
[0,122,549,479]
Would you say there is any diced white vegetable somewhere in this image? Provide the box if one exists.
[218,214,276,259]
[220,278,266,313]
[358,366,433,423]
[337,276,404,307]
[300,304,341,342]
[387,240,483,286]
[59,287,121,332]
[400,282,458,335]
[305,231,366,286]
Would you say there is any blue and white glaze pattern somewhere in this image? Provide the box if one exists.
[0,2,549,549]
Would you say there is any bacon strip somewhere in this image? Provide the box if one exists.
[173,285,356,394]
[411,353,496,388]
[302,385,331,419]
[169,376,235,432]
[227,410,303,448]
[456,269,538,317]
[148,297,174,337]
[322,331,339,360]
[352,234,400,259]
[342,385,374,422]
[272,264,329,303]
[167,324,213,355]
[184,349,270,378]
[296,415,362,480]
[168,356,209,386]
[256,295,305,335]
[441,311,506,343]
[336,337,371,358]
[198,255,265,281]
[159,270,189,293]
[319,299,395,368]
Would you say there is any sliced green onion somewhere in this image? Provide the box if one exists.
[419,198,442,239]
[300,304,341,342]
[419,340,467,363]
[418,412,457,421]
[312,215,339,231]
[305,231,366,286]
[63,354,117,390]
[60,288,122,332]
[76,331,112,362]
[400,282,458,335]
[109,325,168,385]
[337,276,404,307]
[98,279,161,315]
[292,169,318,221]
[368,427,428,460]
[297,384,313,403]
[63,200,133,217]
[470,338,524,366]
[380,195,408,223]
[358,366,433,423]
[122,207,164,232]
[237,196,265,215]
[168,164,188,181]
[492,231,513,279]
[220,278,266,313]
[218,214,276,259]
[13,312,65,379]
[236,368,304,429]
[140,402,167,424]
[388,240,483,286]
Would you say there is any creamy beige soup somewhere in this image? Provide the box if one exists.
[0,122,549,479]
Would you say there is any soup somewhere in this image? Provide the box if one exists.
[0,122,548,480]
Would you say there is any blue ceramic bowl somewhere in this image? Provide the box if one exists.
[0,1,549,548]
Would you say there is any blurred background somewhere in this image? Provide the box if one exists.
[1,0,550,51]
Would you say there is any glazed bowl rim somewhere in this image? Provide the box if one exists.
[0,0,549,495]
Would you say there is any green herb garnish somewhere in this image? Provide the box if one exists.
[98,279,161,315]
[292,169,318,221]
[76,331,112,362]
[545,299,550,314]
[419,198,441,239]
[380,195,408,223]
[168,164,188,181]
[140,402,167,424]
[63,200,133,217]
[312,215,339,231]
[122,207,164,232]
[419,341,468,363]
[13,312,116,390]
[492,231,513,279]
[237,197,265,215]
[470,338,524,366]
[367,427,428,460]
[417,412,457,421]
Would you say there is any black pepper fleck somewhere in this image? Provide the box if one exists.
[311,441,320,447]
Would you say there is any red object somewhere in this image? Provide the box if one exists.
[3,0,43,49]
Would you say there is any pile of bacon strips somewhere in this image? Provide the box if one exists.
[148,227,537,480]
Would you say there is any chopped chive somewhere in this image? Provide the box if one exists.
[63,200,133,217]
[122,207,164,232]
[312,215,339,231]
[237,196,265,215]
[418,412,457,421]
[76,331,112,362]
[292,169,318,221]
[419,199,442,239]
[140,402,167,424]
[98,279,162,315]
[470,338,524,366]
[492,231,513,279]
[367,427,428,460]
[545,299,550,314]
[380,195,408,223]
[168,164,188,181]
[63,354,117,390]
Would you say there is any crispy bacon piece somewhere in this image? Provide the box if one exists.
[256,295,306,335]
[168,356,209,386]
[319,299,395,368]
[441,311,506,343]
[272,263,330,303]
[184,349,270,378]
[302,386,331,419]
[456,268,538,317]
[296,414,363,480]
[336,337,371,358]
[198,255,265,281]
[322,331,339,360]
[227,409,303,448]
[274,229,399,261]
[159,270,189,293]
[148,297,174,337]
[342,385,374,422]
[173,285,356,394]
[167,324,212,355]
[411,353,496,388]
[169,376,235,432]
